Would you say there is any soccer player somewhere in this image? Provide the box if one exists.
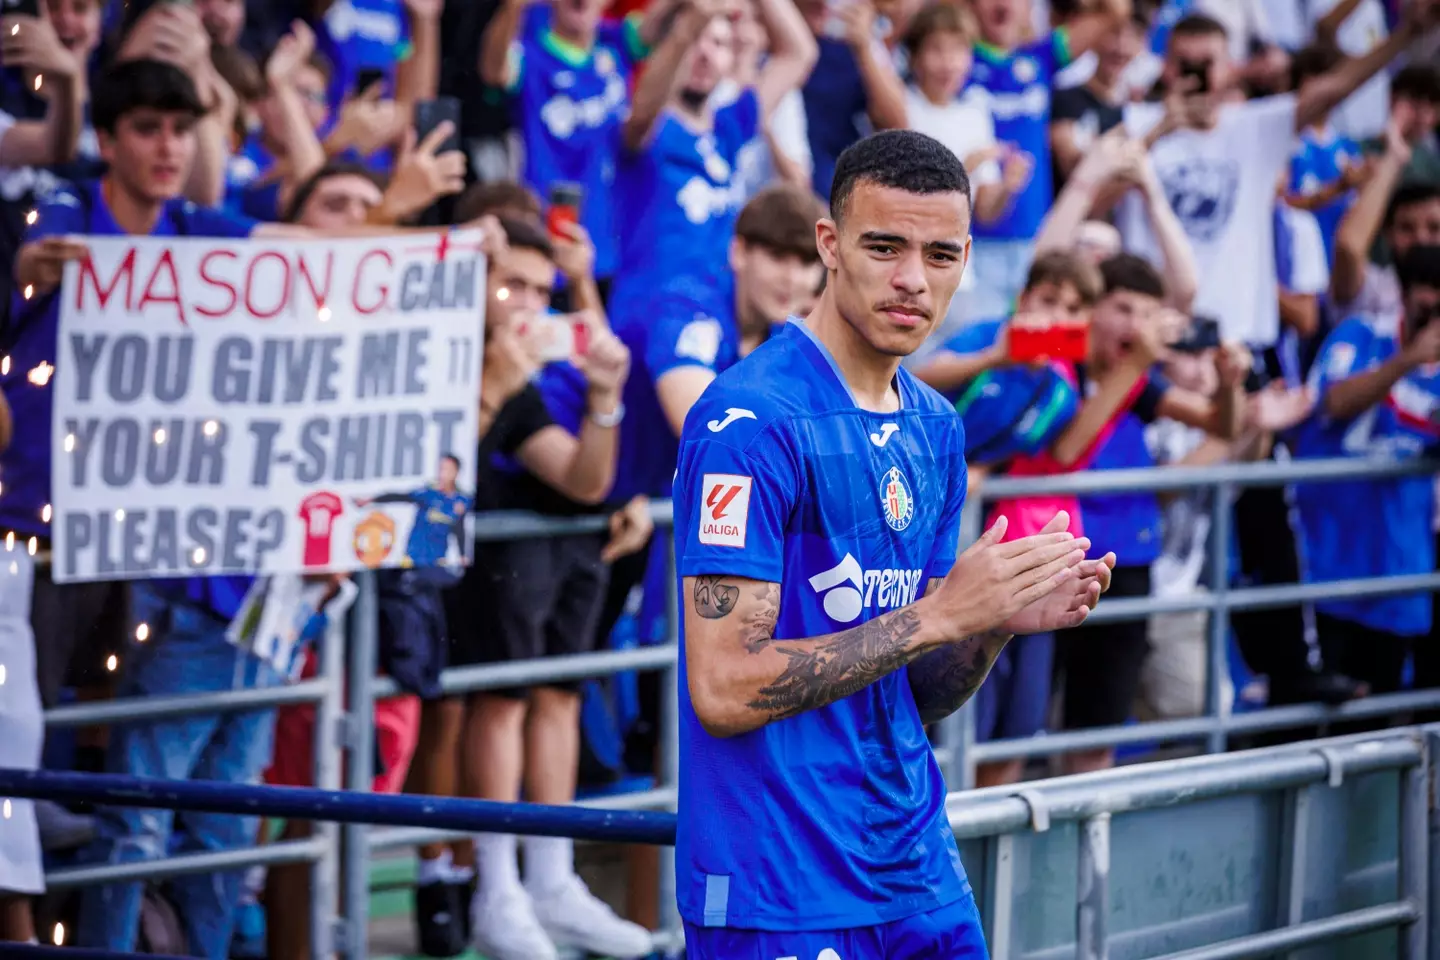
[673,129,1116,956]
[355,453,472,569]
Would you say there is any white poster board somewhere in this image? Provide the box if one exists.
[49,231,486,583]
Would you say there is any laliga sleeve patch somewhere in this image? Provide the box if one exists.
[676,316,723,365]
[699,473,752,547]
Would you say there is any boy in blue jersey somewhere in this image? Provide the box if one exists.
[479,0,666,288]
[1293,245,1440,698]
[1057,254,1249,774]
[963,0,1132,321]
[607,0,816,308]
[674,129,1116,957]
[612,184,824,506]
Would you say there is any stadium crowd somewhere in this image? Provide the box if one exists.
[0,0,1436,956]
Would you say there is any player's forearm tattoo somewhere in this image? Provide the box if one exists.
[908,628,1012,725]
[907,578,1011,724]
[748,607,926,721]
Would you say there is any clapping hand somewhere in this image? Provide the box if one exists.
[926,512,1098,640]
[1000,513,1116,635]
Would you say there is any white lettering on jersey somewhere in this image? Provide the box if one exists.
[676,316,723,365]
[810,553,923,623]
[708,408,757,432]
[699,474,752,547]
[869,423,899,447]
[677,175,743,225]
[538,72,628,140]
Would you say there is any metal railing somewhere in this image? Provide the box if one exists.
[935,455,1440,790]
[11,454,1440,959]
[0,724,1431,959]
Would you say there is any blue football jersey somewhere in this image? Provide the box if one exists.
[509,6,643,280]
[1292,317,1438,635]
[611,272,741,503]
[673,320,972,931]
[610,90,759,302]
[967,32,1072,241]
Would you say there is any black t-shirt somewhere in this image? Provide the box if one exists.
[1051,85,1125,189]
[474,383,601,517]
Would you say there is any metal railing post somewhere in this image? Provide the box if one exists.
[1206,481,1233,755]
[1077,812,1111,960]
[340,571,379,960]
[310,608,345,958]
[1401,730,1429,960]
[658,533,681,933]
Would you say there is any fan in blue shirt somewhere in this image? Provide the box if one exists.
[674,130,1114,958]
[611,183,822,505]
[1292,246,1440,691]
[312,0,412,110]
[607,0,816,310]
[479,0,652,283]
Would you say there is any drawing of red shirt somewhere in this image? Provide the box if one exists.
[298,492,344,567]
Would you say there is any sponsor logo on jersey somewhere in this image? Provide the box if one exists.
[809,553,924,623]
[699,473,751,547]
[880,466,914,531]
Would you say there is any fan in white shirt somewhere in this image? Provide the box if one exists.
[1118,4,1437,350]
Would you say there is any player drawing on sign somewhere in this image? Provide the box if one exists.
[673,130,1117,958]
[355,454,473,570]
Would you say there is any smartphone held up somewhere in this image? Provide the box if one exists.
[1008,312,1088,364]
[547,182,583,241]
[517,314,591,364]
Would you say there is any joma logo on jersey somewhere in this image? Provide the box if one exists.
[699,473,752,548]
[808,554,924,623]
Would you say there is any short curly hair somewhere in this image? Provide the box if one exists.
[828,130,972,223]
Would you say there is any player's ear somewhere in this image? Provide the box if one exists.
[728,235,744,275]
[815,218,840,272]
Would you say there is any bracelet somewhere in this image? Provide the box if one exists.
[589,403,625,428]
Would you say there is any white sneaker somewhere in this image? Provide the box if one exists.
[470,884,559,960]
[528,874,654,959]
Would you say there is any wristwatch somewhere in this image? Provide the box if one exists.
[590,403,626,428]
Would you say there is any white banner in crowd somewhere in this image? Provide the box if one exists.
[49,232,487,583]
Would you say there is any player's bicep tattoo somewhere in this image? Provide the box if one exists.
[693,576,741,619]
[693,578,780,653]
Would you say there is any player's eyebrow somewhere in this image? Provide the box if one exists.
[857,231,965,255]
